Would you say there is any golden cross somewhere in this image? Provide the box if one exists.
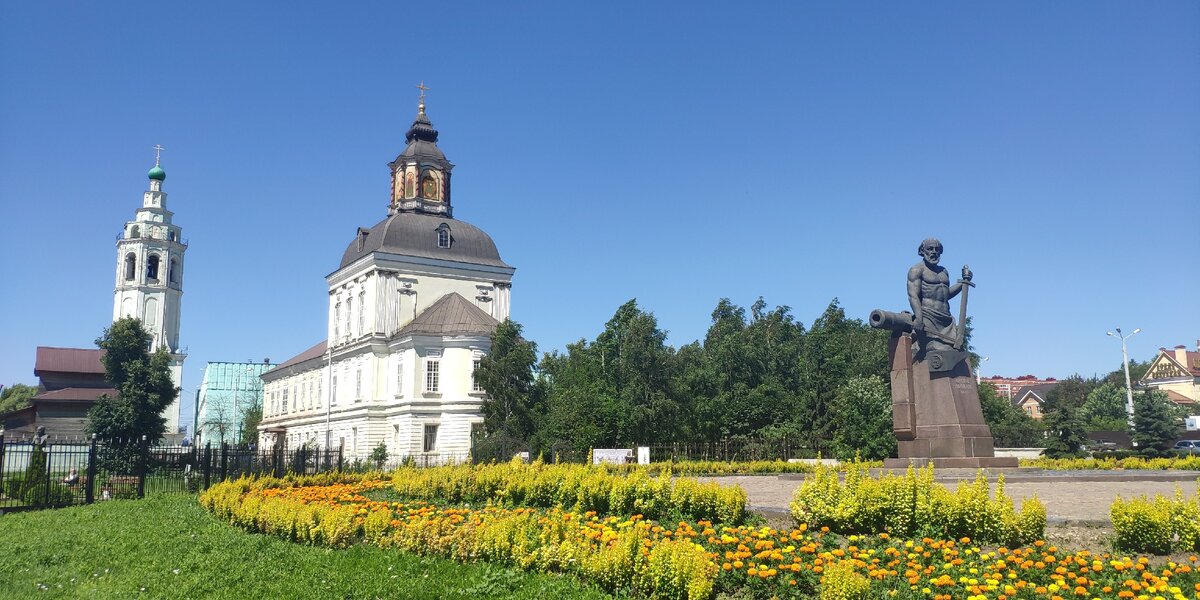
[416,81,430,103]
[153,144,164,166]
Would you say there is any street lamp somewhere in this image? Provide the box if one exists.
[976,356,990,384]
[1106,327,1141,429]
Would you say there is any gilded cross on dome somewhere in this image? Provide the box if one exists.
[153,144,165,166]
[416,81,430,114]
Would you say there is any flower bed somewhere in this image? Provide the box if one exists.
[201,475,1200,599]
[791,463,1046,546]
[1020,456,1200,471]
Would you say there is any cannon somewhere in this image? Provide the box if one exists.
[869,309,915,333]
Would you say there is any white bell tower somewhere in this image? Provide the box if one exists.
[112,145,187,435]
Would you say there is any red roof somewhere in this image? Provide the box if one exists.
[34,347,105,375]
[1165,390,1196,405]
[33,387,117,402]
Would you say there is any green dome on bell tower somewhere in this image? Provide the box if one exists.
[148,165,166,181]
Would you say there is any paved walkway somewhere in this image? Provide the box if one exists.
[700,471,1200,524]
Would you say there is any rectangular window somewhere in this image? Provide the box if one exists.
[425,359,439,393]
[423,424,438,453]
[331,376,338,406]
[355,368,362,401]
[472,360,483,392]
[282,389,289,414]
[396,357,404,396]
[303,382,308,409]
[315,381,322,408]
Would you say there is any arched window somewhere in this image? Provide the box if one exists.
[404,172,416,198]
[436,224,451,249]
[124,253,137,280]
[169,258,178,284]
[146,255,160,281]
[130,225,140,239]
[422,174,438,199]
[346,297,354,338]
[144,297,159,328]
[357,291,365,334]
[334,302,341,339]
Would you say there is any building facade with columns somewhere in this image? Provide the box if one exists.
[258,97,514,462]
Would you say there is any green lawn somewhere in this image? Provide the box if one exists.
[0,494,610,600]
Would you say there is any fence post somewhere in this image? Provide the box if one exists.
[202,443,211,490]
[85,435,97,504]
[0,433,5,497]
[219,443,229,482]
[136,435,148,499]
[337,443,344,471]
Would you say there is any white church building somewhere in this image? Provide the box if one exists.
[258,95,514,463]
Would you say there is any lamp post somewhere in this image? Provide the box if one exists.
[1106,327,1141,429]
[976,356,990,385]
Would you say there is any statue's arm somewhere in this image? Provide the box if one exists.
[948,281,963,299]
[906,265,923,330]
[948,265,974,299]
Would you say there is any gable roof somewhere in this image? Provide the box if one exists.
[1143,348,1200,381]
[1012,382,1058,407]
[1164,390,1197,405]
[34,347,105,375]
[33,387,118,402]
[396,292,499,338]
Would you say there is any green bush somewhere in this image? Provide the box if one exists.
[789,461,1044,545]
[1111,487,1200,554]
[22,482,75,507]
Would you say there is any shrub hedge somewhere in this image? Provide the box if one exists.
[1111,487,1200,554]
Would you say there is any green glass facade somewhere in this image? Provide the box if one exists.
[194,361,275,446]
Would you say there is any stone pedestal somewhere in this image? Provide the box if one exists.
[884,334,1017,469]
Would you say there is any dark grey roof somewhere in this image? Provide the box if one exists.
[262,340,327,382]
[339,212,511,270]
[1011,382,1059,407]
[396,293,499,337]
[392,110,450,166]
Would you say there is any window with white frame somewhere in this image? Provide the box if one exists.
[425,359,439,393]
[358,291,365,336]
[355,368,362,401]
[472,359,483,392]
[334,302,341,339]
[346,297,354,338]
[395,356,404,396]
[331,376,338,406]
[315,380,322,408]
[436,224,451,249]
[423,424,438,453]
[282,388,289,414]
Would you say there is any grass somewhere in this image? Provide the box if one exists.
[0,494,610,600]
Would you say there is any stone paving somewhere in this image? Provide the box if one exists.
[700,470,1200,524]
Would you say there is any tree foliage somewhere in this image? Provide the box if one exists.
[828,375,895,460]
[474,319,542,459]
[1041,376,1090,458]
[1132,389,1178,451]
[0,383,38,415]
[1079,382,1130,432]
[86,318,178,470]
[240,405,263,447]
[977,382,1044,447]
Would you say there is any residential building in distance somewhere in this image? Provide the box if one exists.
[194,360,275,446]
[979,375,1059,401]
[1139,341,1200,409]
[1010,383,1059,420]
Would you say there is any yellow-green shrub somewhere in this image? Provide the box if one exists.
[1021,455,1200,470]
[819,561,870,600]
[789,462,1044,545]
[1111,486,1200,554]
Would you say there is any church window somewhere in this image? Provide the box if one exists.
[169,259,178,284]
[355,368,362,401]
[130,225,140,239]
[144,298,158,329]
[146,254,160,281]
[436,224,451,249]
[425,359,440,393]
[357,291,365,335]
[404,172,415,198]
[472,360,483,392]
[423,424,438,453]
[334,302,341,339]
[124,253,137,280]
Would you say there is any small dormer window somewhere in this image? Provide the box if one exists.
[436,224,451,249]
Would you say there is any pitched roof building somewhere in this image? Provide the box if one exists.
[1139,341,1200,409]
[257,92,514,463]
[1,347,115,440]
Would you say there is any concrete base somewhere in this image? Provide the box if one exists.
[884,456,1019,469]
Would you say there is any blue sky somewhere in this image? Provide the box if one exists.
[2,2,1198,431]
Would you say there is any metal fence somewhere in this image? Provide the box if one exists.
[645,437,815,463]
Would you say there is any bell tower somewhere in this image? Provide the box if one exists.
[112,146,187,434]
[388,82,454,217]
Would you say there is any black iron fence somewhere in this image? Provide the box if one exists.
[646,437,815,463]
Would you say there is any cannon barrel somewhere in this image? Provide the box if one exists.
[869,309,915,333]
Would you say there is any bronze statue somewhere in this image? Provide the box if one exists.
[870,239,1016,468]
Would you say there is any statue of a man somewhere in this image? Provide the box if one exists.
[907,238,972,352]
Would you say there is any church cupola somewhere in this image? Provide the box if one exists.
[388,82,453,217]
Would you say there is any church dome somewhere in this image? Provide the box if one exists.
[148,165,166,181]
[338,212,510,271]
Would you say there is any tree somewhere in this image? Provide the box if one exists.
[369,442,389,469]
[0,383,38,415]
[240,405,262,447]
[1132,389,1178,452]
[87,317,179,470]
[828,375,895,460]
[1041,376,1091,458]
[474,319,541,459]
[1079,382,1130,432]
[978,382,1044,447]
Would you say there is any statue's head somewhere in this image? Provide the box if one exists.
[918,238,943,265]
[35,425,46,436]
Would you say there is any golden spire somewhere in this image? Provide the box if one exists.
[416,81,430,115]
